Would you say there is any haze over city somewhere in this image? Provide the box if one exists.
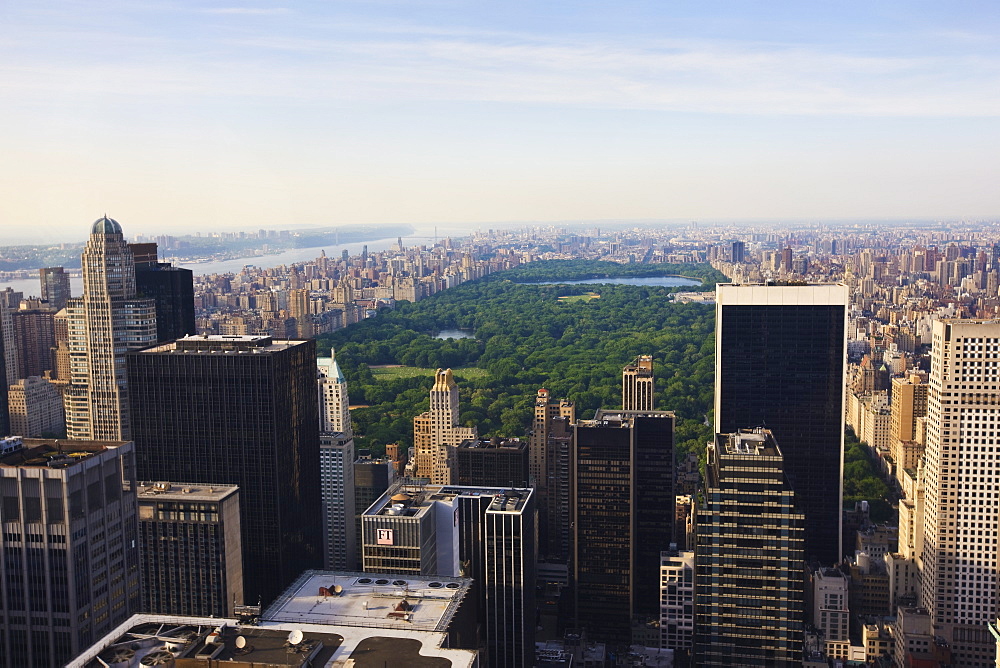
[3,0,1000,242]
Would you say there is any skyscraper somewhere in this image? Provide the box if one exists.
[715,283,847,564]
[694,429,805,667]
[412,368,476,484]
[127,334,322,606]
[136,481,243,618]
[64,217,157,441]
[320,432,356,570]
[317,354,352,435]
[622,354,655,411]
[919,319,1000,666]
[130,243,196,343]
[39,267,71,311]
[362,483,537,668]
[0,436,141,667]
[572,409,675,642]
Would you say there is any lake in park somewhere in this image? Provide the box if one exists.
[434,329,475,340]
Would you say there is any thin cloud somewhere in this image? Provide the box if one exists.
[199,7,289,15]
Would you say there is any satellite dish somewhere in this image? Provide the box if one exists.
[288,629,304,646]
[235,636,246,649]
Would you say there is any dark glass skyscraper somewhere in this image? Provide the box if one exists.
[130,243,196,343]
[715,283,847,565]
[127,335,322,606]
[572,409,675,643]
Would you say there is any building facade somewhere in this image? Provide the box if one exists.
[64,217,157,441]
[131,243,196,343]
[622,354,654,411]
[320,432,356,570]
[919,319,1000,666]
[137,481,242,617]
[694,429,805,667]
[455,437,529,488]
[317,354,352,435]
[715,283,847,564]
[0,437,140,667]
[39,267,71,311]
[572,409,675,642]
[412,369,477,484]
[7,376,64,437]
[127,334,322,606]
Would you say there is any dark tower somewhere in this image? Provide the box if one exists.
[572,409,675,643]
[127,335,322,606]
[715,283,847,565]
[130,243,196,343]
[39,267,71,310]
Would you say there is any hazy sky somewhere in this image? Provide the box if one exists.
[2,1,1000,241]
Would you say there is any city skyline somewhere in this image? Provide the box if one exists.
[2,1,999,240]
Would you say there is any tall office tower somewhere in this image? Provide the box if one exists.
[64,217,157,441]
[39,267,71,310]
[890,372,929,483]
[0,315,9,436]
[130,243,195,343]
[919,319,1000,666]
[529,389,574,557]
[715,283,847,564]
[450,486,536,668]
[1,302,20,384]
[694,429,805,667]
[7,377,64,437]
[320,432,356,570]
[288,288,313,338]
[660,549,695,660]
[0,437,140,667]
[127,334,322,606]
[362,483,536,668]
[12,307,55,379]
[51,308,70,381]
[318,354,352,435]
[572,409,675,643]
[455,437,529,487]
[731,240,746,263]
[136,481,243,617]
[782,246,794,273]
[544,415,574,561]
[353,453,396,567]
[412,368,477,484]
[622,354,655,411]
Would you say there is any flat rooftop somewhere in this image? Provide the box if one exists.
[137,481,238,503]
[0,438,127,469]
[717,429,782,458]
[365,483,533,518]
[263,570,471,633]
[138,334,308,354]
[67,613,477,668]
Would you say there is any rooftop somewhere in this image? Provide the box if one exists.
[0,438,128,469]
[263,570,471,633]
[365,483,533,518]
[69,609,478,667]
[137,481,239,503]
[138,334,309,354]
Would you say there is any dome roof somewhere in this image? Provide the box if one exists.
[91,216,122,235]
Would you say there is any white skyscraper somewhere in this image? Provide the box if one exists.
[64,217,157,441]
[317,354,352,436]
[920,319,1000,667]
[317,354,356,569]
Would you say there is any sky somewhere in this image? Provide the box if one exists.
[2,1,1000,242]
